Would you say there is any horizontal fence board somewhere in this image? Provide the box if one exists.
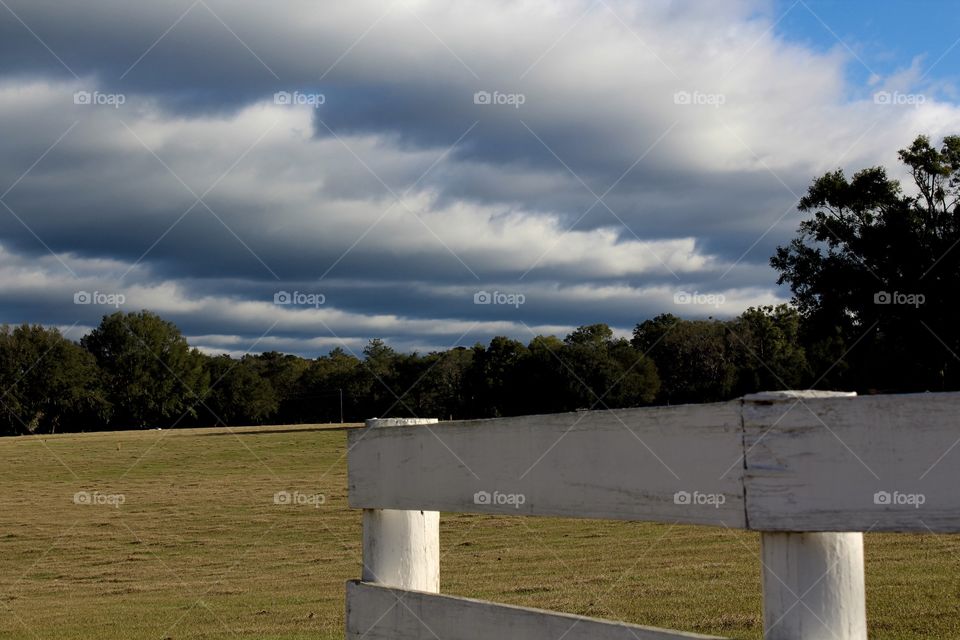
[348,403,745,527]
[350,392,960,532]
[346,581,726,640]
[743,392,960,532]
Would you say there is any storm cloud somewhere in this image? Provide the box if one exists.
[2,0,959,355]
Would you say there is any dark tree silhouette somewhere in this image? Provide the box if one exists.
[772,134,960,392]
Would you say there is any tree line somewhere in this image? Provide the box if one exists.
[1,133,957,435]
[0,305,808,435]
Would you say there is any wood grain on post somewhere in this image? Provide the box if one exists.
[744,391,866,640]
[760,531,866,640]
[360,418,440,593]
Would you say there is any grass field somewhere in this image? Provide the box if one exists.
[1,424,958,639]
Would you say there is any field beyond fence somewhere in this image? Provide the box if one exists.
[1,422,958,639]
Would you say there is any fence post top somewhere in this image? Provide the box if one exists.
[743,390,857,403]
[365,417,439,428]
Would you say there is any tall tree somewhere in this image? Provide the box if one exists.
[521,335,567,415]
[361,339,403,417]
[772,134,960,391]
[0,325,109,435]
[420,347,474,419]
[727,305,810,394]
[560,324,659,410]
[466,337,529,417]
[203,355,279,425]
[296,347,365,422]
[82,311,208,428]
[633,314,733,404]
[243,352,309,422]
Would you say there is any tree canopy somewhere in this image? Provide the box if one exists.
[81,311,208,428]
[772,134,960,391]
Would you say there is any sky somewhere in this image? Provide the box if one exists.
[1,0,959,357]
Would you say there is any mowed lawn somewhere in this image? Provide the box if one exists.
[1,424,958,639]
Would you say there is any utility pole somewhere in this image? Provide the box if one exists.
[339,388,344,424]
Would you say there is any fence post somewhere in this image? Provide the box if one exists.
[745,391,866,640]
[760,532,866,640]
[361,418,440,592]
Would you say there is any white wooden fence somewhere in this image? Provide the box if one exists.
[345,391,960,639]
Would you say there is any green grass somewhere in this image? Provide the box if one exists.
[1,424,958,639]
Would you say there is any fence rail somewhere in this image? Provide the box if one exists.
[346,581,725,640]
[349,401,744,525]
[345,391,960,639]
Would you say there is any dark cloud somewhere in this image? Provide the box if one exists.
[1,0,957,354]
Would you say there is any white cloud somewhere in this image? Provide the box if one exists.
[1,0,959,353]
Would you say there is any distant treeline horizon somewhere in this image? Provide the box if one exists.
[0,299,951,437]
[0,306,799,435]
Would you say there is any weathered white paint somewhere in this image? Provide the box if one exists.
[747,393,867,638]
[361,418,440,593]
[348,393,960,640]
[349,402,745,526]
[362,509,440,591]
[345,581,727,640]
[350,393,960,532]
[760,532,866,640]
[743,391,960,532]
